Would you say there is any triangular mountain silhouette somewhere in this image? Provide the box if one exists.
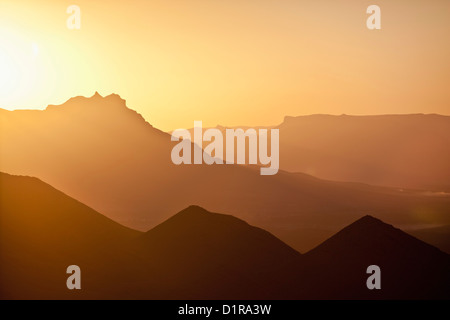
[139,205,300,264]
[1,172,449,299]
[1,94,450,254]
[130,205,302,299]
[299,215,450,299]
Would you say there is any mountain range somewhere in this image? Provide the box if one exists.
[1,172,449,299]
[1,93,449,254]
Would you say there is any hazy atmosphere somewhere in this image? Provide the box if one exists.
[1,0,449,130]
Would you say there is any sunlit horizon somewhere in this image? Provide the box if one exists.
[1,0,450,131]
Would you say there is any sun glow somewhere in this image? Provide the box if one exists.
[0,30,41,108]
[0,0,449,130]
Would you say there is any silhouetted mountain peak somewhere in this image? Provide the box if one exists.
[320,215,400,244]
[92,91,102,98]
[308,214,447,260]
[304,215,450,299]
[151,205,250,233]
[158,205,231,228]
[140,205,300,257]
[135,205,302,295]
[181,204,209,212]
[46,92,126,110]
[42,93,157,129]
[176,205,211,217]
[332,214,409,245]
[352,214,387,228]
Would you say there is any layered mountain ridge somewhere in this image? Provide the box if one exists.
[1,94,449,254]
[1,172,449,299]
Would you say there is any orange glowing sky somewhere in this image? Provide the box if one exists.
[0,0,449,131]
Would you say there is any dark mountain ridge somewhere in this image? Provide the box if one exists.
[1,173,449,299]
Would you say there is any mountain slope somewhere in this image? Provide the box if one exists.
[0,172,140,299]
[408,225,450,255]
